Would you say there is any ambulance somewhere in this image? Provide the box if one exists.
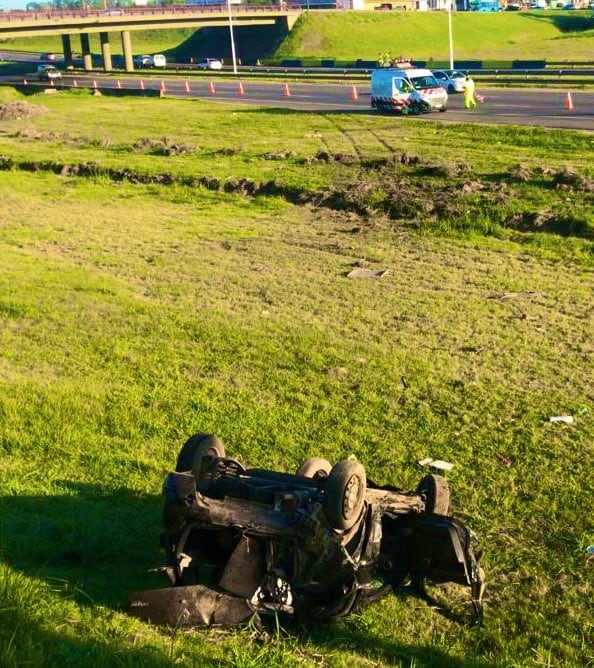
[370,68,448,114]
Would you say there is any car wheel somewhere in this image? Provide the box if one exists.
[416,474,450,515]
[439,106,448,113]
[448,84,455,93]
[323,459,367,530]
[296,457,332,478]
[175,432,225,476]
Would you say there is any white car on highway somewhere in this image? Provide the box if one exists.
[198,58,223,71]
[432,69,467,93]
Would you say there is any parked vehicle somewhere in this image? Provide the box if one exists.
[135,54,167,68]
[198,58,223,71]
[471,0,501,9]
[37,65,62,81]
[134,54,152,68]
[370,68,448,114]
[432,69,467,93]
[40,52,57,62]
[151,54,167,68]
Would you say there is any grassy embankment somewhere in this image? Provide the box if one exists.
[1,10,594,65]
[0,86,592,667]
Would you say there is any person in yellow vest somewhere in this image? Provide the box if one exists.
[463,75,476,109]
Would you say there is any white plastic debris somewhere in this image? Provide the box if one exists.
[549,415,574,424]
[418,458,454,471]
[346,268,389,279]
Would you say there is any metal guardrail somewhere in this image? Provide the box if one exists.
[165,64,594,85]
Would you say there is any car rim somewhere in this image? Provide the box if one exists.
[342,474,363,517]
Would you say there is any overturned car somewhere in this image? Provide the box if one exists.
[129,433,484,628]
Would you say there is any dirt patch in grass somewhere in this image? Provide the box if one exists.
[0,101,49,121]
[0,152,591,240]
[132,137,197,156]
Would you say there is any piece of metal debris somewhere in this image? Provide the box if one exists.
[346,268,389,279]
[549,415,574,424]
[495,452,513,467]
[418,457,455,471]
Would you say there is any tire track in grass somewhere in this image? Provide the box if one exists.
[367,128,397,155]
[319,115,362,161]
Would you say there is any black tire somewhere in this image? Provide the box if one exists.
[409,101,422,116]
[417,474,450,515]
[439,106,448,113]
[296,457,332,479]
[323,459,367,530]
[175,433,225,477]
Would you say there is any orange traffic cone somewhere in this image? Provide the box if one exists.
[73,79,78,88]
[349,85,358,101]
[139,79,145,90]
[283,83,291,97]
[184,80,191,94]
[50,78,55,87]
[564,91,574,111]
[236,81,245,97]
[92,79,97,90]
[207,81,216,95]
[22,77,28,85]
[160,80,166,93]
[116,79,122,89]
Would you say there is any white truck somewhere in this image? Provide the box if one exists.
[370,68,448,114]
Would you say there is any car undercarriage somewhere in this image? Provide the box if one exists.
[129,433,485,629]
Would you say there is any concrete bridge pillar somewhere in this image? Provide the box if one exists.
[61,34,73,69]
[100,32,112,72]
[121,30,134,72]
[80,33,92,71]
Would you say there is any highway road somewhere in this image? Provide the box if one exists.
[5,71,594,131]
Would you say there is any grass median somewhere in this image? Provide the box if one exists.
[0,88,593,667]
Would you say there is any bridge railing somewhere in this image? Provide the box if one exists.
[0,3,301,22]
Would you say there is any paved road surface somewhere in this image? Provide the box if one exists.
[4,70,594,131]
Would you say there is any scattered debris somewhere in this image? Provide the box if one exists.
[418,457,455,471]
[495,452,513,467]
[549,415,574,424]
[509,163,532,183]
[461,180,484,194]
[262,150,297,161]
[132,137,196,156]
[347,268,389,279]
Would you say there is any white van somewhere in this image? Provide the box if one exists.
[370,68,448,114]
[150,54,167,68]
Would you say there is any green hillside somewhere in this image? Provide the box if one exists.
[276,10,594,62]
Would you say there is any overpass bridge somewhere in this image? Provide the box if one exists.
[0,4,301,73]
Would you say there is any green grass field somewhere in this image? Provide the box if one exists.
[276,10,594,62]
[0,87,593,667]
[1,10,593,64]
